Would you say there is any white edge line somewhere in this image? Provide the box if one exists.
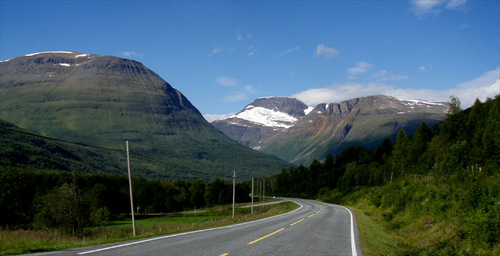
[338,205,358,256]
[78,200,303,255]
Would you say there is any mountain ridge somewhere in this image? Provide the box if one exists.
[212,95,448,164]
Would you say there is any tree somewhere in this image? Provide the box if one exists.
[442,95,466,142]
[204,178,230,205]
[189,179,206,208]
[0,167,34,227]
[448,95,462,115]
[392,129,410,177]
[34,183,91,236]
[376,138,393,163]
[410,122,434,173]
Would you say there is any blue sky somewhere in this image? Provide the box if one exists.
[1,0,499,121]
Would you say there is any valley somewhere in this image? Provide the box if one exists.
[0,51,498,255]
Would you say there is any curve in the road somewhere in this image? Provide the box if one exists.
[35,199,361,256]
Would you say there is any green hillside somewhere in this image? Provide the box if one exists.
[0,52,291,180]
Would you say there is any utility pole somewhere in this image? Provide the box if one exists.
[126,141,136,237]
[261,179,263,204]
[232,171,236,219]
[263,177,265,204]
[251,177,254,214]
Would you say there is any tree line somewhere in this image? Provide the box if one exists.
[0,169,256,235]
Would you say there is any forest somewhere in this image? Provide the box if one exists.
[0,169,256,236]
[271,95,499,254]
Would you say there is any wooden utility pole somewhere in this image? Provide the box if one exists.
[126,141,136,237]
[232,171,236,219]
[263,177,265,204]
[251,177,254,214]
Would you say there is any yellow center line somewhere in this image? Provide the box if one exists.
[219,254,229,256]
[290,218,305,226]
[248,228,285,245]
[307,213,316,218]
[313,204,323,214]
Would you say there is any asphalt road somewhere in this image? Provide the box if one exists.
[29,199,362,256]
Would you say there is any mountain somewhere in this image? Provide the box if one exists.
[212,95,448,165]
[212,97,313,149]
[0,51,291,180]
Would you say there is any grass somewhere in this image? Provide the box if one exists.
[347,203,397,256]
[0,201,298,255]
[334,174,500,256]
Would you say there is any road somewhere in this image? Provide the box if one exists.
[30,199,362,256]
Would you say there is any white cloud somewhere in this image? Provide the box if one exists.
[410,0,468,17]
[418,66,427,72]
[411,0,443,17]
[203,113,235,122]
[315,44,339,59]
[293,67,499,109]
[278,46,301,57]
[348,62,372,75]
[215,76,238,87]
[248,46,257,57]
[372,70,409,81]
[244,84,258,94]
[224,92,248,102]
[293,83,394,106]
[236,30,252,41]
[445,0,468,10]
[121,51,143,58]
[456,67,499,91]
[224,84,258,102]
[209,47,223,57]
[460,23,470,29]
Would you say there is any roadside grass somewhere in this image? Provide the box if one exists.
[347,201,397,256]
[0,201,298,256]
[332,174,500,256]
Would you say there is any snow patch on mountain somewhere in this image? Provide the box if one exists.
[231,105,298,128]
[304,106,314,115]
[25,51,74,57]
[402,99,446,106]
[75,54,90,58]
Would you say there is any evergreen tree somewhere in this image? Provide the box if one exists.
[392,129,410,177]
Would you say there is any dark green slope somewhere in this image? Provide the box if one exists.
[0,118,125,175]
[0,52,291,180]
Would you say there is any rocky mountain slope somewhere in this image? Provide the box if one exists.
[212,97,312,148]
[212,95,448,165]
[0,51,291,180]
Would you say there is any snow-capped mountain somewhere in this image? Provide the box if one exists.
[212,95,449,164]
[211,97,311,148]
